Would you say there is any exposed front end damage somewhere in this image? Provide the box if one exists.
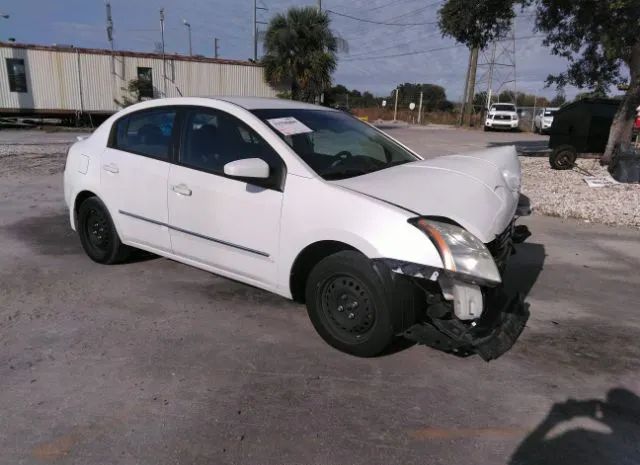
[377,214,531,361]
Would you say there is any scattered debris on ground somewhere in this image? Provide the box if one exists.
[521,157,640,228]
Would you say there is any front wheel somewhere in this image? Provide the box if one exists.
[77,197,131,264]
[305,251,396,357]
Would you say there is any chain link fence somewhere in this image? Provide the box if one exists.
[327,86,542,132]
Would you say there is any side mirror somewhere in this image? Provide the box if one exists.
[223,158,270,179]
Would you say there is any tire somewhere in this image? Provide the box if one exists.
[305,251,399,357]
[484,126,490,132]
[77,197,131,264]
[549,145,578,170]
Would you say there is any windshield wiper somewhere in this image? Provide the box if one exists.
[321,168,370,180]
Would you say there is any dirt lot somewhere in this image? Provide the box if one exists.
[1,128,639,465]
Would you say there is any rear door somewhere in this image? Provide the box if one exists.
[101,107,177,252]
[167,106,286,287]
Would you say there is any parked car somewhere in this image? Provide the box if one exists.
[484,103,520,131]
[64,97,530,360]
[548,98,620,169]
[533,107,560,134]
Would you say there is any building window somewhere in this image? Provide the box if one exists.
[136,67,154,99]
[6,58,27,93]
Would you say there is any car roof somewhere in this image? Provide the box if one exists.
[211,96,336,111]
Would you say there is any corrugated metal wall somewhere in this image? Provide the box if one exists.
[0,45,277,114]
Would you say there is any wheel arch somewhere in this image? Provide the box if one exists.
[289,240,361,303]
[73,190,99,228]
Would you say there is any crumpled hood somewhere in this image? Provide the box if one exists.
[330,146,521,243]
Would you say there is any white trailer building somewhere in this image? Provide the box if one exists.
[0,42,277,119]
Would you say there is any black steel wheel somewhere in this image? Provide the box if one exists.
[549,145,578,170]
[85,206,111,252]
[319,274,376,344]
[305,251,397,357]
[77,197,130,264]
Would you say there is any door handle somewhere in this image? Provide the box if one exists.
[102,163,119,174]
[171,184,192,196]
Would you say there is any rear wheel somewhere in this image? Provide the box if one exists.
[305,251,397,357]
[549,145,578,170]
[77,197,130,264]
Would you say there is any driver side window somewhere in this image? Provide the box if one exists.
[181,108,285,189]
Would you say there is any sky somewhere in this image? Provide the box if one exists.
[0,0,590,101]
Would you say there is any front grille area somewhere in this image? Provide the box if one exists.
[486,220,515,273]
[494,115,511,121]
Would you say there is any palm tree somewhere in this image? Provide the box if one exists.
[262,7,344,102]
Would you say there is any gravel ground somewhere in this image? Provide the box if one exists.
[520,157,640,228]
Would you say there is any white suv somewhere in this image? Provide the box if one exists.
[64,97,530,360]
[534,107,559,134]
[485,103,519,131]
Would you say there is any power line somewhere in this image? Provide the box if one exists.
[342,35,545,61]
[343,43,460,61]
[368,0,424,12]
[342,30,442,58]
[327,9,438,26]
[369,0,443,12]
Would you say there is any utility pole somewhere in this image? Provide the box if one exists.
[183,19,192,56]
[253,0,268,61]
[214,37,219,59]
[417,91,423,125]
[459,48,473,126]
[393,87,399,121]
[160,8,167,97]
[464,47,479,126]
[105,2,114,74]
[317,0,322,11]
[485,41,497,110]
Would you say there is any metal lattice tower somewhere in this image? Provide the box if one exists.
[475,21,517,110]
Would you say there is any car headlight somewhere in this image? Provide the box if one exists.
[502,169,520,191]
[409,219,501,284]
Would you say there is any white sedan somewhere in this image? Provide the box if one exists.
[64,97,530,360]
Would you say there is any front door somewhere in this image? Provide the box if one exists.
[167,107,286,288]
[100,107,177,252]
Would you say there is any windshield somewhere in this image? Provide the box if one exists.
[252,109,418,180]
[491,104,516,112]
[543,109,557,116]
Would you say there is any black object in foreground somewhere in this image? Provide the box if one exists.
[609,144,640,183]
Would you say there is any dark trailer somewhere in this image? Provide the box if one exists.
[548,98,620,169]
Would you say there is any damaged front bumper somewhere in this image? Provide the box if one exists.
[403,285,528,362]
[377,222,530,361]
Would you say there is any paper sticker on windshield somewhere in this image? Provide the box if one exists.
[267,117,313,136]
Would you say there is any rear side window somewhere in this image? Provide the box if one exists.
[112,109,176,160]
